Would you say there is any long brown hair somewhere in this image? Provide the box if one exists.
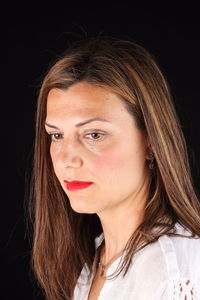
[29,36,200,300]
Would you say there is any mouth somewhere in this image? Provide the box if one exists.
[64,180,94,191]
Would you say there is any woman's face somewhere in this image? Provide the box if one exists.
[45,82,151,215]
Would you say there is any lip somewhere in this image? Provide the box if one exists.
[64,180,94,191]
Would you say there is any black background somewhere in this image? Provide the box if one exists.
[1,2,200,299]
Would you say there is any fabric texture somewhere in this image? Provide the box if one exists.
[73,222,200,299]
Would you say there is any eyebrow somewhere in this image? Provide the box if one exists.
[45,118,110,129]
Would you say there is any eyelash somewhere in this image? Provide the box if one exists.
[48,131,106,143]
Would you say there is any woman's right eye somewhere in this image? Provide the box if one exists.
[48,133,63,142]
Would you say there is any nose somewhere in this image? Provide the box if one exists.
[53,138,83,169]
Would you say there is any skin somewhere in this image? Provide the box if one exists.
[45,81,152,263]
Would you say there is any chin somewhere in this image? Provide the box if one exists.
[69,201,98,214]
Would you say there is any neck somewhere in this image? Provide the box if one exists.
[97,177,149,265]
[99,213,143,266]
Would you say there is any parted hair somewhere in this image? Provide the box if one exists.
[29,36,200,300]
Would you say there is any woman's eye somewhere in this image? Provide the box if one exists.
[84,131,105,142]
[49,133,63,141]
[47,131,105,143]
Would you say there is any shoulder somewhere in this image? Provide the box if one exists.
[129,222,200,299]
[133,222,200,276]
[158,222,200,280]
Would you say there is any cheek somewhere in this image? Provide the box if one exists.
[50,146,55,164]
[49,146,61,177]
[92,146,128,175]
[91,141,146,180]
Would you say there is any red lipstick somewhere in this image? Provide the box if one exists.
[64,180,94,191]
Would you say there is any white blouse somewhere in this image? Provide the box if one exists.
[73,222,200,299]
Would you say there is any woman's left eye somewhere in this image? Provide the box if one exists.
[84,131,105,142]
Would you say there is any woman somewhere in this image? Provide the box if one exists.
[30,36,200,299]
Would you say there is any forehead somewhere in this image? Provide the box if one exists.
[46,82,130,121]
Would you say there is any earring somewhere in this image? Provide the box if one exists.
[149,152,155,170]
[149,158,155,170]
